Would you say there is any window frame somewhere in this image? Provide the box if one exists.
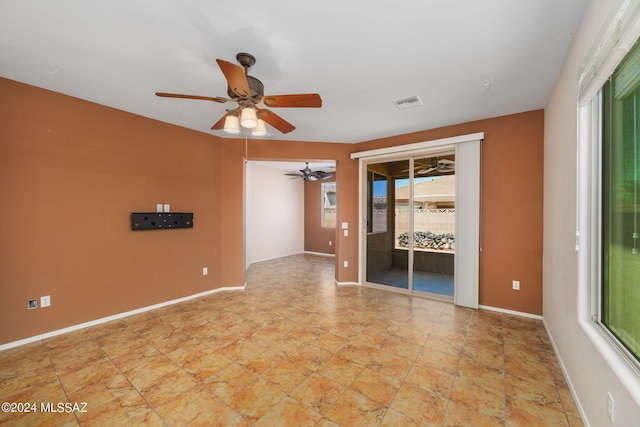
[321,181,337,229]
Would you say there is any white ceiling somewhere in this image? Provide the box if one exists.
[0,0,588,144]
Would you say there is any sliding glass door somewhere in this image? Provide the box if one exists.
[364,153,456,299]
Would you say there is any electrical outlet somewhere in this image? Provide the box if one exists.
[156,203,163,212]
[163,204,170,213]
[343,260,348,268]
[512,280,520,290]
[329,241,332,246]
[28,299,37,309]
[607,392,615,423]
[41,295,51,308]
[202,267,208,276]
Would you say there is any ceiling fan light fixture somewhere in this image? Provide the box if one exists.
[240,107,258,129]
[223,115,241,134]
[251,119,267,137]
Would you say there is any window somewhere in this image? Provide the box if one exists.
[321,182,336,228]
[600,40,640,363]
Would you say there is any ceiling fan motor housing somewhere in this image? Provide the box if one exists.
[227,75,264,100]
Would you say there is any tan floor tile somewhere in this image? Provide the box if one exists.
[0,254,582,427]
[313,332,348,353]
[262,359,312,393]
[107,340,163,371]
[290,373,344,414]
[390,383,448,426]
[457,354,504,391]
[75,388,159,426]
[183,351,233,383]
[350,367,402,406]
[416,347,460,374]
[505,373,563,412]
[379,408,422,427]
[325,389,387,427]
[443,400,504,427]
[367,350,413,379]
[238,347,284,375]
[122,355,179,391]
[404,363,454,398]
[58,357,122,396]
[425,334,465,356]
[166,338,214,367]
[287,342,334,371]
[504,356,555,386]
[462,343,504,372]
[189,403,251,427]
[226,379,286,423]
[154,384,219,425]
[139,368,200,408]
[255,396,322,427]
[506,395,569,426]
[317,355,365,386]
[450,376,505,419]
[0,409,78,427]
[205,362,258,401]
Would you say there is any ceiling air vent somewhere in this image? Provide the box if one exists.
[393,95,423,110]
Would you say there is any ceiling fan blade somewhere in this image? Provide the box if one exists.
[216,59,251,98]
[211,114,228,130]
[313,171,333,180]
[418,167,438,175]
[257,109,296,134]
[156,92,229,103]
[261,94,322,108]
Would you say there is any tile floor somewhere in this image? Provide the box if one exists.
[0,254,583,426]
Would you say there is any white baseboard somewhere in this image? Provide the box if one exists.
[335,281,360,286]
[478,304,543,320]
[542,319,590,426]
[304,251,335,257]
[0,284,246,352]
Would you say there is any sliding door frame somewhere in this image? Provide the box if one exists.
[351,133,483,308]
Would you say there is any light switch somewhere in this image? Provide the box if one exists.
[343,229,348,237]
[164,204,170,213]
[156,204,163,213]
[341,222,348,229]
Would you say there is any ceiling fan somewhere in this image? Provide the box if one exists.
[402,157,455,175]
[417,158,455,175]
[155,52,322,135]
[285,163,334,181]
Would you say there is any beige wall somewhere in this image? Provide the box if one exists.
[246,161,304,264]
[544,0,640,424]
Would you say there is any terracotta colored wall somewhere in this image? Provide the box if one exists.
[0,78,227,344]
[355,110,544,314]
[304,173,337,255]
[1,76,543,345]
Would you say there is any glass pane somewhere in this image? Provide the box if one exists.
[411,155,456,296]
[321,182,336,228]
[366,161,409,289]
[602,75,640,361]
